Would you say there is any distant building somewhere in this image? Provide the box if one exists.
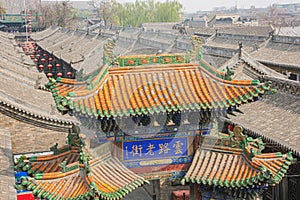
[183,15,208,28]
[273,3,300,12]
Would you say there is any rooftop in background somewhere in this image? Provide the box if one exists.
[275,26,300,37]
[251,38,300,69]
[227,90,300,156]
[0,31,77,128]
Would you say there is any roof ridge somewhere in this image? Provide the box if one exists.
[0,97,77,129]
[241,50,286,78]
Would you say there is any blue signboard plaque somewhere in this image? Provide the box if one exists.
[123,138,187,161]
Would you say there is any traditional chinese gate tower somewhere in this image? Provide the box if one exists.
[30,36,293,200]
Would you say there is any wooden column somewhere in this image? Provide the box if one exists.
[280,176,288,200]
[189,183,195,200]
[190,183,201,200]
[154,179,160,200]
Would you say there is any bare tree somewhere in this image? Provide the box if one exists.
[89,0,117,27]
[260,5,281,26]
[55,1,74,27]
[0,2,6,16]
[37,1,77,28]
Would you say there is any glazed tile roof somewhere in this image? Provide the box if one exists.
[48,59,273,118]
[19,145,148,200]
[182,127,294,188]
[183,147,292,188]
[15,146,81,175]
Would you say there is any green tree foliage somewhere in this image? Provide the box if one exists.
[154,0,183,23]
[91,0,183,27]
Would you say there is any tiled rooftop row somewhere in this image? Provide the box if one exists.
[18,146,148,200]
[193,25,273,37]
[0,31,77,126]
[205,37,264,51]
[227,91,300,156]
[219,50,286,79]
[72,39,108,74]
[183,145,293,188]
[0,36,25,66]
[49,61,272,118]
[38,30,72,48]
[275,26,300,37]
[183,124,294,188]
[63,37,102,60]
[46,33,84,53]
[31,26,60,41]
[251,42,300,67]
[216,25,273,37]
[34,25,300,75]
[142,22,178,30]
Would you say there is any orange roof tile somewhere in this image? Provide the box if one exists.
[15,146,81,175]
[19,148,148,200]
[48,62,273,118]
[183,147,292,188]
[182,127,294,188]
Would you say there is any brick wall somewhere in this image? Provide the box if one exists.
[0,113,68,154]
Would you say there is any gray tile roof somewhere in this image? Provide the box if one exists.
[31,26,60,41]
[190,27,216,36]
[216,25,274,37]
[194,25,272,37]
[142,22,179,30]
[219,50,286,79]
[202,54,229,67]
[251,41,300,68]
[275,26,300,37]
[32,28,114,74]
[226,91,300,156]
[0,129,16,200]
[0,31,78,127]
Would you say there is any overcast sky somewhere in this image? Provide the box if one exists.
[70,0,300,13]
